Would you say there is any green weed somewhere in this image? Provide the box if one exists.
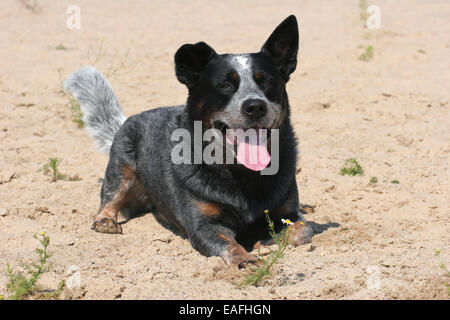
[18,0,41,13]
[4,232,65,300]
[359,45,374,61]
[435,249,450,297]
[57,68,84,128]
[340,158,364,176]
[359,0,369,21]
[69,97,84,128]
[55,44,68,51]
[87,38,138,78]
[43,158,81,182]
[242,210,292,286]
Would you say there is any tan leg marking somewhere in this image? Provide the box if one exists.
[218,233,260,268]
[196,201,222,217]
[92,166,136,234]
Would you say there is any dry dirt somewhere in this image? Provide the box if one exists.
[0,0,449,299]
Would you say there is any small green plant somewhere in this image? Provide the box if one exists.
[57,68,84,128]
[4,232,65,300]
[18,0,41,13]
[362,31,375,40]
[340,158,364,176]
[87,37,107,66]
[370,177,378,183]
[391,179,400,184]
[359,0,369,21]
[55,44,68,51]
[43,158,66,182]
[435,249,450,297]
[105,41,135,77]
[359,45,374,61]
[242,210,292,286]
[87,38,137,78]
[43,158,81,182]
[69,97,84,128]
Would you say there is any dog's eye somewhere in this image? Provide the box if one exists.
[218,81,234,89]
[255,73,276,88]
[264,79,275,87]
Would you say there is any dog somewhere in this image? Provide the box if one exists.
[65,15,314,268]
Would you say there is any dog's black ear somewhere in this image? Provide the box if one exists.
[261,15,299,82]
[175,42,216,88]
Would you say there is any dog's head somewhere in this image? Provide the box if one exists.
[174,15,299,171]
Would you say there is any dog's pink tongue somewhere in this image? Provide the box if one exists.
[236,132,271,171]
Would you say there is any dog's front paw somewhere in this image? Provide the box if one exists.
[91,218,122,234]
[230,253,260,269]
[236,254,261,269]
[222,245,260,269]
[289,221,313,246]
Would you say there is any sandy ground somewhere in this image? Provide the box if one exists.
[0,0,449,300]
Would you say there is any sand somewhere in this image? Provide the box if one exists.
[0,0,449,299]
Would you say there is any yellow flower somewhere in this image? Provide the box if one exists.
[264,209,269,214]
[299,221,305,225]
[281,219,294,226]
[40,231,45,236]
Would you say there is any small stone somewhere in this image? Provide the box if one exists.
[0,208,8,217]
[380,259,392,267]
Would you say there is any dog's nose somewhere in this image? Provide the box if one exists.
[241,99,267,120]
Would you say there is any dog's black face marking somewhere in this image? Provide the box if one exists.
[175,15,299,133]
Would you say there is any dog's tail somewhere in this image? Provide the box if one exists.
[64,66,127,154]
